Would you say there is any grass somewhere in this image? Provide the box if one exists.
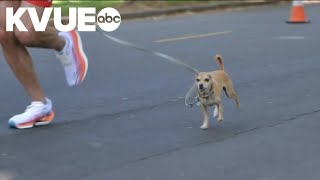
[52,0,218,16]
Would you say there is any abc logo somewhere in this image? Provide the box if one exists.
[96,7,121,32]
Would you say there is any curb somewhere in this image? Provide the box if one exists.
[120,1,282,20]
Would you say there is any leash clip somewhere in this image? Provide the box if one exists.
[187,96,200,108]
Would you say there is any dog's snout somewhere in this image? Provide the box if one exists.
[199,84,204,89]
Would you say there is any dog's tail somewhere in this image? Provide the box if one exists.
[214,54,224,71]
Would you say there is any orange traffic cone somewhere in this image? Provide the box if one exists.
[286,0,310,23]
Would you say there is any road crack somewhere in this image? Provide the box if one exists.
[103,107,320,174]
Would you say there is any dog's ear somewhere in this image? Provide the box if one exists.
[195,73,199,78]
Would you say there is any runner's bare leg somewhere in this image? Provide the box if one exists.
[0,1,45,102]
[0,1,67,102]
[14,1,66,51]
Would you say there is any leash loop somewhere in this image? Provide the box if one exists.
[96,27,200,108]
[187,96,200,108]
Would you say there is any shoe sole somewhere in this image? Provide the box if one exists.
[9,111,55,129]
[70,30,88,85]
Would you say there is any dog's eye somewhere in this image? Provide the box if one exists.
[204,78,210,82]
[196,79,200,82]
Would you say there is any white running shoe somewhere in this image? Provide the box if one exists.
[57,29,88,87]
[8,98,55,129]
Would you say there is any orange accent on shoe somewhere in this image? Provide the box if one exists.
[70,30,86,83]
[15,111,55,129]
[38,111,55,123]
[17,121,35,128]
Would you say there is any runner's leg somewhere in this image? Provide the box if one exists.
[14,1,65,51]
[0,0,45,102]
[16,0,89,87]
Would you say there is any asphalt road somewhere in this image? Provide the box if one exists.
[1,3,320,180]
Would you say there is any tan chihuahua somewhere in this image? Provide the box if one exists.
[195,55,240,130]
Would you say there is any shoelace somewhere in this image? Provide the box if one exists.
[24,102,44,113]
[57,53,73,66]
[57,35,73,66]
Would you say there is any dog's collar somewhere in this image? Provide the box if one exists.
[198,87,214,99]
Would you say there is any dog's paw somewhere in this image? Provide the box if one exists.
[200,124,209,130]
[217,118,224,123]
[213,105,218,118]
